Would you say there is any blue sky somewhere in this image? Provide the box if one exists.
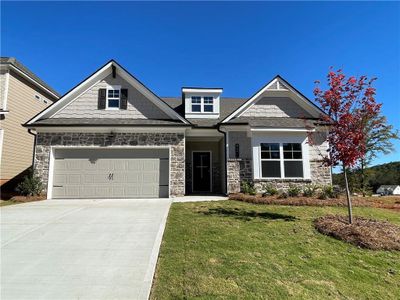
[1,1,399,166]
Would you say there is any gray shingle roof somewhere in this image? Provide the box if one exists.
[0,57,60,98]
[30,118,189,127]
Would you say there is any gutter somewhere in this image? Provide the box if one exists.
[217,125,228,196]
[27,128,37,167]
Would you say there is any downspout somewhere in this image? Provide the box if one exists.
[217,125,228,195]
[27,128,37,168]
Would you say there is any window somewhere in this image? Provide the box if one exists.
[260,142,304,178]
[107,88,120,109]
[283,143,303,177]
[260,143,281,178]
[191,96,201,112]
[204,97,214,112]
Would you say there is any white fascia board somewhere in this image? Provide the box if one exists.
[278,80,320,118]
[222,77,322,123]
[9,64,59,99]
[34,126,188,133]
[182,88,223,93]
[221,78,278,123]
[27,62,114,125]
[117,65,189,124]
[251,128,315,132]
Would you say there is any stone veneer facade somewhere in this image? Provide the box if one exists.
[227,157,331,194]
[34,132,185,197]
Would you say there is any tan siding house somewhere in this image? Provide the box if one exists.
[0,57,59,187]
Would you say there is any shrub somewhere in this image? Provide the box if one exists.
[318,185,338,200]
[277,191,288,199]
[262,183,278,196]
[16,170,43,196]
[241,180,256,195]
[287,184,301,197]
[303,184,318,197]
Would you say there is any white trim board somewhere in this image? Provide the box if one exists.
[222,76,323,123]
[251,132,311,180]
[2,71,10,111]
[27,60,189,125]
[8,64,59,99]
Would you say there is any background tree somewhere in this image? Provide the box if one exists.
[312,68,381,224]
[359,115,399,195]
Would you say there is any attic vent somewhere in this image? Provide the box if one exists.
[267,80,289,91]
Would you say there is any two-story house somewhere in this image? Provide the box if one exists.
[1,57,59,189]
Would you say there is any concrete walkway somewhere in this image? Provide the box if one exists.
[173,195,228,202]
[1,199,171,300]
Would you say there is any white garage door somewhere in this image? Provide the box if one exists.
[52,149,169,199]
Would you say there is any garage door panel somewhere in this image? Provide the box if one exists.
[52,149,169,199]
[53,174,66,185]
[67,174,82,184]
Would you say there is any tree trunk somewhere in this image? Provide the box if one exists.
[343,164,353,224]
[361,159,365,197]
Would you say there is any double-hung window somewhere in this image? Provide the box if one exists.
[203,97,214,112]
[107,87,121,109]
[283,143,303,177]
[260,142,304,178]
[260,143,281,178]
[191,96,201,112]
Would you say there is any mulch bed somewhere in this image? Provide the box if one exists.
[8,195,46,202]
[314,215,400,250]
[229,193,400,211]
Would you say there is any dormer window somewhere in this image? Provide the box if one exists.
[191,96,201,112]
[107,86,121,109]
[183,88,222,119]
[204,97,214,112]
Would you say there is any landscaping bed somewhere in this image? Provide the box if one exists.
[0,195,46,207]
[314,215,400,250]
[229,193,400,211]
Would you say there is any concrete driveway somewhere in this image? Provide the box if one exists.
[1,199,171,300]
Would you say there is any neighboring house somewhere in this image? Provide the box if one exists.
[0,57,59,187]
[377,185,400,195]
[25,60,331,199]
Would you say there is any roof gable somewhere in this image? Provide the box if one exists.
[222,76,326,123]
[26,60,188,125]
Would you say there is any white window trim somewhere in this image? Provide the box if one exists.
[252,133,311,180]
[106,85,121,110]
[190,96,215,113]
[259,143,305,179]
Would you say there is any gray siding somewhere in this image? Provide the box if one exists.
[228,131,252,159]
[242,97,312,118]
[53,73,170,119]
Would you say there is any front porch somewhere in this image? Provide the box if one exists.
[185,135,226,195]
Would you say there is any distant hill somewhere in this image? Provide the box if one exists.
[332,161,400,193]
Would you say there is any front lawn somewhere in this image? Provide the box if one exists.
[151,200,400,299]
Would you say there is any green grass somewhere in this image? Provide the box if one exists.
[151,200,400,299]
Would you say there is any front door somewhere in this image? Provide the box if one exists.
[192,152,211,192]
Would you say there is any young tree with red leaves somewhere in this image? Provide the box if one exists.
[312,69,381,224]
